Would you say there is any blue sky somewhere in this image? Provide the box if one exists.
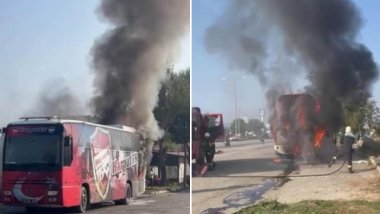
[0,1,190,125]
[192,0,380,124]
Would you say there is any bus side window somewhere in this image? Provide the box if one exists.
[63,136,73,166]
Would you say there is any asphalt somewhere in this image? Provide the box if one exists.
[0,188,190,214]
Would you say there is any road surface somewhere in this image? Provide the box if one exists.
[193,139,380,214]
[192,139,285,214]
[262,156,380,203]
[0,189,190,214]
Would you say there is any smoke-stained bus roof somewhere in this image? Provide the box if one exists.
[7,119,137,134]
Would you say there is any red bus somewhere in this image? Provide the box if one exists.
[2,117,145,212]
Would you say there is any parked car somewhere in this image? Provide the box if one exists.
[246,132,257,139]
[229,134,242,141]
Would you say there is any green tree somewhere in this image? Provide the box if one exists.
[230,118,247,136]
[153,68,189,186]
[170,112,190,144]
[247,119,265,135]
[154,68,190,137]
[342,99,380,134]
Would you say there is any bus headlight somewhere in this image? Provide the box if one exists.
[3,190,12,196]
[3,191,13,202]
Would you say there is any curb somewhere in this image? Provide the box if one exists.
[145,186,188,195]
[145,189,169,195]
[167,186,189,193]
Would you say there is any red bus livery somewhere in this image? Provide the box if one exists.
[2,117,145,212]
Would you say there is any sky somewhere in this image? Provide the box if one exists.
[192,0,380,125]
[0,1,190,125]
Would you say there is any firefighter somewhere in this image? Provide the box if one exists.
[328,126,355,173]
[204,132,216,170]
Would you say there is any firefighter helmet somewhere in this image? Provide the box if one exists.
[345,126,352,134]
[204,132,210,138]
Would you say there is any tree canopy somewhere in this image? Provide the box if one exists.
[229,118,247,136]
[247,119,265,135]
[154,68,190,143]
[342,98,380,134]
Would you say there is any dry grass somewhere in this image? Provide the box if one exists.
[236,200,380,214]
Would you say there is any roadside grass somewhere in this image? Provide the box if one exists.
[236,200,380,214]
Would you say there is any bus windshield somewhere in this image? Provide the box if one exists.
[3,124,63,170]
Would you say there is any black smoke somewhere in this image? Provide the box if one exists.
[29,79,85,117]
[91,0,189,140]
[206,0,378,132]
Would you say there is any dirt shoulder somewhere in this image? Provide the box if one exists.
[236,200,380,214]
[262,161,380,203]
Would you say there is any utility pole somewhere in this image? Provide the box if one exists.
[233,79,239,136]
[223,76,246,137]
[183,142,187,188]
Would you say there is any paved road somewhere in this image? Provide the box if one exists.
[0,189,190,214]
[215,139,263,149]
[192,139,286,214]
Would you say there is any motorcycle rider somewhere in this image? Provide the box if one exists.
[224,133,231,147]
[259,129,265,144]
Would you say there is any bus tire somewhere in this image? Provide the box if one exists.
[115,183,131,205]
[74,186,89,213]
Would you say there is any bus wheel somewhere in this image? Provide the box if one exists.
[74,186,89,213]
[115,183,132,205]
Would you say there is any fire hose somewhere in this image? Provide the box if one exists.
[280,160,347,178]
[210,160,347,178]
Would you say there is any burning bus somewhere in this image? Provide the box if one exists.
[271,93,331,164]
[1,117,145,212]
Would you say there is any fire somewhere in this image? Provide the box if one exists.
[314,128,326,147]
[297,108,307,130]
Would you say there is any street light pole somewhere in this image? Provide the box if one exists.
[233,79,239,136]
[223,76,246,137]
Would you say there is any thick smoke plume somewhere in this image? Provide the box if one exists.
[90,0,189,176]
[91,0,189,140]
[29,80,85,117]
[206,0,378,133]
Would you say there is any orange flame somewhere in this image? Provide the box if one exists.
[314,128,326,147]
